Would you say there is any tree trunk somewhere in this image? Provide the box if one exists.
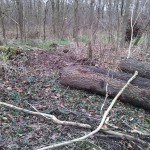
[51,0,56,36]
[93,0,101,43]
[146,20,150,52]
[119,59,150,79]
[88,41,93,59]
[0,1,6,44]
[43,1,49,41]
[120,0,131,47]
[108,0,112,42]
[56,0,60,38]
[88,0,95,59]
[116,0,120,49]
[73,0,79,46]
[60,65,150,110]
[133,0,139,20]
[16,0,24,41]
[120,0,124,17]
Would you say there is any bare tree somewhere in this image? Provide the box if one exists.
[51,0,56,36]
[108,0,113,42]
[116,0,121,48]
[73,0,79,46]
[0,0,6,44]
[133,0,140,20]
[120,0,131,47]
[93,0,101,43]
[56,0,60,38]
[43,0,49,40]
[16,0,24,41]
[121,0,124,17]
[88,0,95,59]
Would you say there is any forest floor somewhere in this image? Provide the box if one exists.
[0,45,150,150]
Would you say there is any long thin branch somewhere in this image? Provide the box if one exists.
[101,129,150,146]
[2,99,148,145]
[0,102,91,129]
[37,71,138,150]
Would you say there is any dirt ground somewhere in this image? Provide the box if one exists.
[0,47,150,150]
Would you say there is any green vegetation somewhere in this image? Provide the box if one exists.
[97,33,114,44]
[21,38,70,49]
[133,35,148,46]
[15,125,33,137]
[0,46,21,61]
[11,91,21,103]
[79,35,90,43]
[37,39,71,49]
[96,32,148,46]
[6,38,71,50]
[75,141,103,150]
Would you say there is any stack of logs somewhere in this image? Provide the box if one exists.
[60,59,150,110]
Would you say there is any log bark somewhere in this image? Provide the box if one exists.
[60,65,150,110]
[119,59,150,79]
[78,65,150,89]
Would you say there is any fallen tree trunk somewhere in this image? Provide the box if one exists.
[60,65,150,110]
[119,58,150,79]
[78,65,150,89]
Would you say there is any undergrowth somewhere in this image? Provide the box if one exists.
[0,46,21,61]
[0,42,150,150]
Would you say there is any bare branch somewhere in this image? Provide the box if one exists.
[0,102,91,129]
[37,71,138,150]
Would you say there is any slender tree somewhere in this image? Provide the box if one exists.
[120,0,131,47]
[51,0,56,36]
[73,0,79,46]
[16,0,24,41]
[0,1,6,44]
[43,0,49,40]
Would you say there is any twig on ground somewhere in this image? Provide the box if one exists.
[122,120,150,136]
[105,117,119,129]
[0,101,91,129]
[102,129,150,147]
[130,129,150,136]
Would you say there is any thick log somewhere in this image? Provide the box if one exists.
[119,58,150,79]
[60,65,150,110]
[80,65,150,89]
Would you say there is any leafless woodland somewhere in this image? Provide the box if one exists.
[0,0,149,47]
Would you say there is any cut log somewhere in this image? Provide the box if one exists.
[60,65,150,110]
[119,58,150,79]
[79,65,150,89]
